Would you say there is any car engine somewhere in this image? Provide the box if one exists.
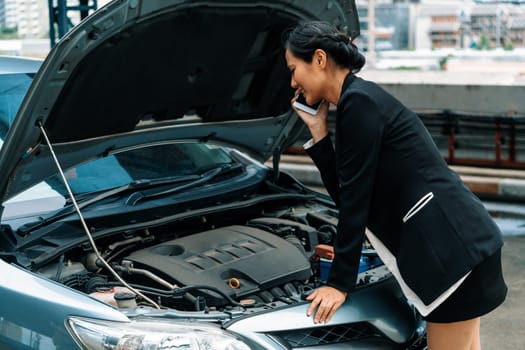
[33,203,387,312]
[124,224,313,305]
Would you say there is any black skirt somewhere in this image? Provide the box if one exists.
[423,248,507,323]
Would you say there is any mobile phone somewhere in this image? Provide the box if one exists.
[293,94,322,115]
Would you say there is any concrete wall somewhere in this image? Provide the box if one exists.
[360,70,525,116]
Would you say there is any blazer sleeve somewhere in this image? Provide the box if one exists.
[305,135,340,206]
[326,91,385,292]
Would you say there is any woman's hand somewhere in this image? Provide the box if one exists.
[291,90,330,143]
[306,286,348,324]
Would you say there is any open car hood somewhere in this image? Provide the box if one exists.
[0,0,359,202]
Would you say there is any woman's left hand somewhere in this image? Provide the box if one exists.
[306,286,348,324]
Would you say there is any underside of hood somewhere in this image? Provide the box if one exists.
[49,6,298,141]
[0,0,359,202]
[47,0,359,142]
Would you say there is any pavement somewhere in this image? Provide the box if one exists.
[481,235,525,350]
[271,155,525,348]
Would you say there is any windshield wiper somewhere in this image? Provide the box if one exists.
[17,164,242,235]
[124,163,244,206]
[16,174,202,236]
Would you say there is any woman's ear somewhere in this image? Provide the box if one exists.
[313,49,327,68]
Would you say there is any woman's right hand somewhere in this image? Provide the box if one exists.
[291,90,330,143]
[306,286,347,324]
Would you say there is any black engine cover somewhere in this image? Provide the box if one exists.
[125,225,312,303]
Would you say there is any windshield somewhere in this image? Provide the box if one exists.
[47,143,235,196]
[3,143,236,220]
[0,73,34,142]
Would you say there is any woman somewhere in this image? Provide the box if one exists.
[283,21,507,349]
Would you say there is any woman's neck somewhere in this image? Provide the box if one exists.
[324,68,351,105]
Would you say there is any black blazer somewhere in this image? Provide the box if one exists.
[306,74,503,305]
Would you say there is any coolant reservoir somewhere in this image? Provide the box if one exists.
[89,287,135,307]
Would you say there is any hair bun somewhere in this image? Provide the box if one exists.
[337,33,350,45]
[284,21,365,73]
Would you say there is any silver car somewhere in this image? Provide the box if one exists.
[0,1,426,349]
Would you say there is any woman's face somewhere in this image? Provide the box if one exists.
[285,49,325,105]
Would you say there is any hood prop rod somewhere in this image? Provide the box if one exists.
[37,122,160,309]
[272,146,281,181]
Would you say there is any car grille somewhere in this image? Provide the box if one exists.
[268,322,382,347]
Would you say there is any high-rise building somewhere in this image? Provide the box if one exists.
[357,1,412,51]
[1,0,48,38]
[1,0,108,40]
[0,0,5,28]
[4,0,17,29]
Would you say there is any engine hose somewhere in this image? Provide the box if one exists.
[107,282,267,309]
[170,285,266,308]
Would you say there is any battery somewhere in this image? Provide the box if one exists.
[315,244,379,282]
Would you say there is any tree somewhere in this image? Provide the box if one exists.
[476,35,492,50]
[0,27,18,39]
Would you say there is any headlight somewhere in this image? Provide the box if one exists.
[67,317,253,350]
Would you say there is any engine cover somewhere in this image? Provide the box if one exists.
[125,225,312,303]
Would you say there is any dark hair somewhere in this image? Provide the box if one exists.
[283,21,365,73]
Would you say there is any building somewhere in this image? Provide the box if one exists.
[16,0,48,38]
[0,0,110,40]
[508,16,525,46]
[0,0,5,28]
[354,0,525,51]
[0,0,48,39]
[415,2,525,49]
[356,0,412,51]
[470,5,508,47]
[416,4,461,48]
[3,0,17,29]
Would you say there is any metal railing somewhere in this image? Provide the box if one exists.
[420,110,525,169]
[286,110,525,170]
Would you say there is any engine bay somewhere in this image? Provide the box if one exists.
[29,197,388,314]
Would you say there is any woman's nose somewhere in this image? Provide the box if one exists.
[290,77,298,89]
